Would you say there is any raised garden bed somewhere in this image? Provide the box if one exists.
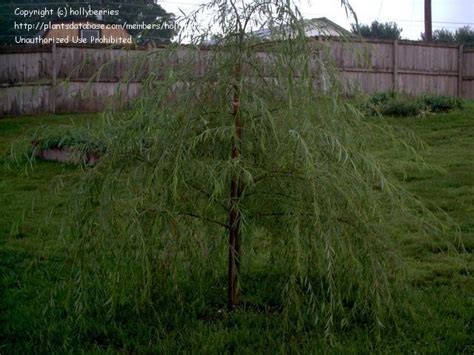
[34,145,99,165]
[29,125,105,166]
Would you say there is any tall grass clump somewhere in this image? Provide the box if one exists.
[56,0,453,345]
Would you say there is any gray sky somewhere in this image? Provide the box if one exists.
[158,0,474,40]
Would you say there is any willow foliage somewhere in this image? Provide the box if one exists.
[61,0,450,339]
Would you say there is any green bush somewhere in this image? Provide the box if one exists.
[359,91,396,115]
[360,92,421,117]
[368,91,397,106]
[420,95,463,113]
[360,92,463,117]
[379,98,421,117]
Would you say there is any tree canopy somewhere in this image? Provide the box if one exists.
[0,0,176,45]
[38,0,451,340]
[351,21,402,40]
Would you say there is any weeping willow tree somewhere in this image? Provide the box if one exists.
[60,0,451,339]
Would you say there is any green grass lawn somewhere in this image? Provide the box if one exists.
[0,107,473,353]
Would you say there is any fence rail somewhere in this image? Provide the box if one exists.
[1,39,473,117]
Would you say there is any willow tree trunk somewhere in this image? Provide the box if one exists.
[228,61,242,310]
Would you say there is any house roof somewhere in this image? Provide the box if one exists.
[204,17,353,45]
[250,17,353,39]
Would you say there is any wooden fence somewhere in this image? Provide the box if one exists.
[1,39,473,117]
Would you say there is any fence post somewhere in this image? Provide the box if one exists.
[393,40,398,92]
[458,44,464,98]
[318,36,327,93]
[51,42,57,114]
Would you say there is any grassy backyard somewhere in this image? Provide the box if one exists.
[0,105,473,353]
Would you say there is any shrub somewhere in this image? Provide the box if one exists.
[369,91,397,106]
[420,95,463,113]
[359,91,396,115]
[379,97,421,117]
[360,92,421,117]
[360,92,463,117]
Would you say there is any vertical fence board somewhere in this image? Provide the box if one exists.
[462,50,474,99]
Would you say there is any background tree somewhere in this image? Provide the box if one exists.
[421,26,474,46]
[455,26,474,46]
[420,28,455,43]
[0,0,175,45]
[351,21,402,40]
